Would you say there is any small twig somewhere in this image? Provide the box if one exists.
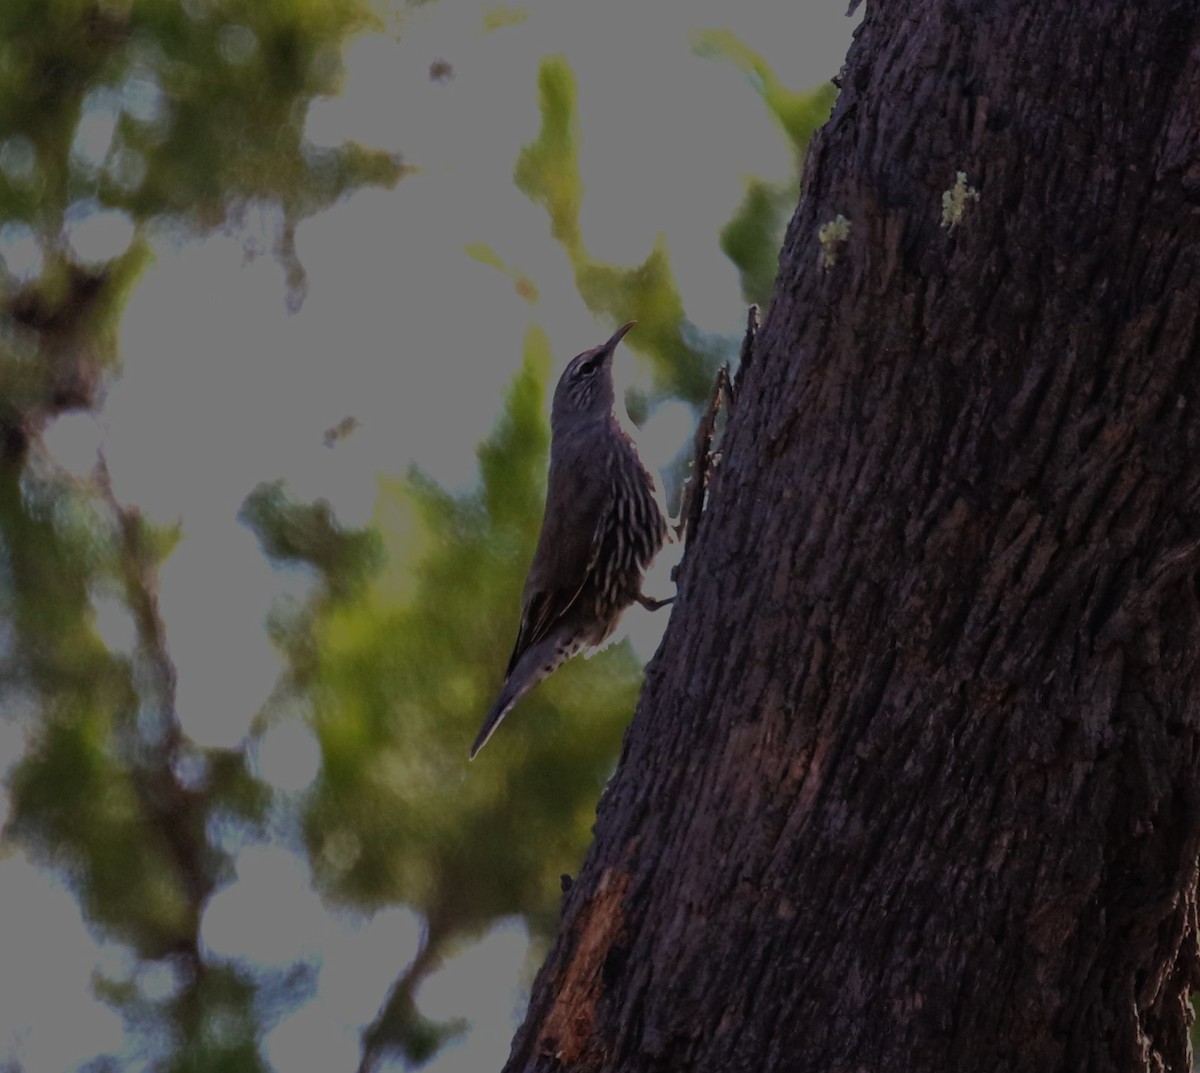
[676,362,729,548]
[94,454,180,750]
[94,452,213,978]
[676,305,759,544]
[358,921,457,1073]
[730,303,760,404]
[672,306,760,582]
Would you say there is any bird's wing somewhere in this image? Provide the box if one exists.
[504,513,605,678]
[504,453,610,677]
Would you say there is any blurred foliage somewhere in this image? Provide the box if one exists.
[239,479,384,602]
[463,241,539,304]
[0,8,832,1073]
[694,30,837,307]
[692,30,836,151]
[719,177,795,310]
[514,58,724,406]
[513,50,834,402]
[0,0,404,237]
[3,452,279,1071]
[0,0,408,1071]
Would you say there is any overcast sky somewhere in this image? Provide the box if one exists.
[2,2,858,1069]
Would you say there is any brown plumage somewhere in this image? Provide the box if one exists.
[471,322,671,758]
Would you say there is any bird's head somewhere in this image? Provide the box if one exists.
[551,321,635,430]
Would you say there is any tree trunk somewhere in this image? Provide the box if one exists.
[504,2,1200,1071]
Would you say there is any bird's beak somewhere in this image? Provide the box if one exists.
[603,321,636,353]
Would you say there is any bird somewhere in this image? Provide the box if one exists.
[470,321,672,759]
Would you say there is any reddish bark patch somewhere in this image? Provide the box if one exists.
[536,869,631,1068]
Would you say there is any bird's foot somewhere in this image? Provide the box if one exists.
[636,592,675,612]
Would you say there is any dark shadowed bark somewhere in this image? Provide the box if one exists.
[503,2,1200,1071]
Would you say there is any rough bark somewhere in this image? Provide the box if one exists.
[504,2,1200,1071]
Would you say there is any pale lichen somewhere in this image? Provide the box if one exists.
[941,171,980,229]
[817,214,852,268]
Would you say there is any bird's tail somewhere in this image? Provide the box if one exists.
[470,687,521,760]
[470,638,572,759]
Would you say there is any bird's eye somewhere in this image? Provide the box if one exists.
[577,358,598,377]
